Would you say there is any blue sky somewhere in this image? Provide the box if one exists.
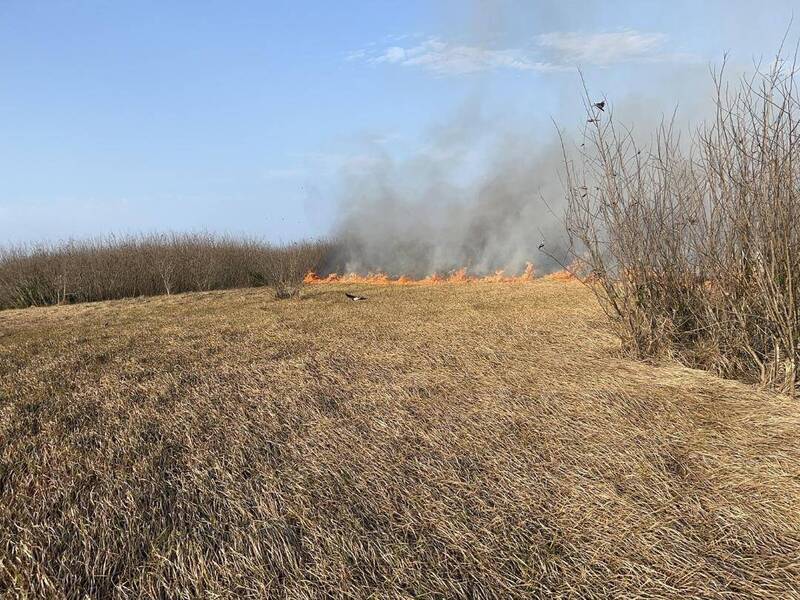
[0,1,796,245]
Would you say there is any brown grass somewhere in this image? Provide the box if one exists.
[1,281,798,598]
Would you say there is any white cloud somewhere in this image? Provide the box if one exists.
[361,37,558,75]
[350,30,696,75]
[536,30,668,65]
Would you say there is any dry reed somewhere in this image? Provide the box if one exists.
[1,281,797,598]
[563,52,800,395]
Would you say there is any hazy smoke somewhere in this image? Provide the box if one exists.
[329,76,722,277]
[329,1,791,277]
[330,2,579,277]
[330,105,568,276]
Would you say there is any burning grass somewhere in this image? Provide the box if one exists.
[303,262,578,285]
[1,281,798,598]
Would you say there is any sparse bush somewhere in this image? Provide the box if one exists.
[0,234,333,309]
[260,241,330,299]
[563,55,800,395]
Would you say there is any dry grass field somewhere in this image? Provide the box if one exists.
[1,281,799,598]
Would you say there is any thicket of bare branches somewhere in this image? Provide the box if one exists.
[259,241,331,299]
[563,54,800,395]
[0,233,332,308]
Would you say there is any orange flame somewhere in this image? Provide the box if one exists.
[301,262,580,286]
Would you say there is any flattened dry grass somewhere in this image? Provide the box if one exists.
[1,282,798,598]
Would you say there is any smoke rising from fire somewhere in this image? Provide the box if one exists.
[330,103,569,277]
[327,1,793,277]
[328,88,707,278]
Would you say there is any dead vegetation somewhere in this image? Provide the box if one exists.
[260,241,331,299]
[0,233,332,309]
[563,55,800,395]
[1,281,798,598]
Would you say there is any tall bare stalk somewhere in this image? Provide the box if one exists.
[564,54,800,395]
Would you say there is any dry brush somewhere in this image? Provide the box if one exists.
[563,55,800,395]
[0,233,333,308]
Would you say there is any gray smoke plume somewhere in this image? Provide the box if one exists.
[328,1,794,277]
[330,105,569,277]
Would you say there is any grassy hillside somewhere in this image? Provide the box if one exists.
[1,281,798,598]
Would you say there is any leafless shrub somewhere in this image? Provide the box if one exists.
[260,241,330,299]
[563,53,800,395]
[0,234,333,309]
